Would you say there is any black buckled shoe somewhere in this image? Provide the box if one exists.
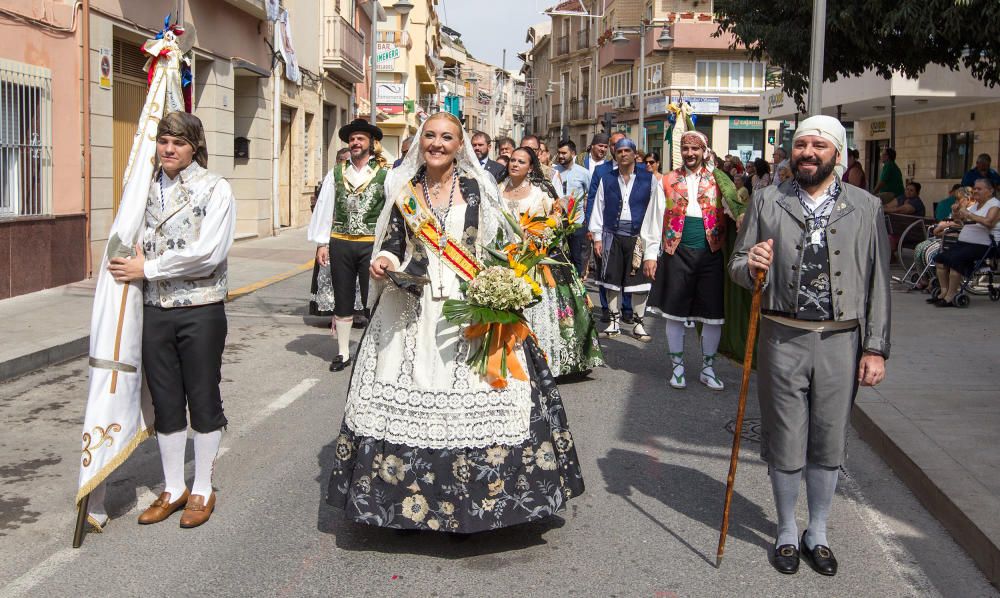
[801,532,838,576]
[329,355,351,372]
[771,543,800,574]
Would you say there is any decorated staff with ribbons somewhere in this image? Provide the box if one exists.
[588,137,664,340]
[107,111,236,529]
[324,112,584,532]
[729,115,890,576]
[308,119,389,371]
[75,20,195,537]
[642,130,734,391]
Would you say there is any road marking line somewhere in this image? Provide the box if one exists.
[0,378,321,598]
[839,467,939,598]
[226,260,314,301]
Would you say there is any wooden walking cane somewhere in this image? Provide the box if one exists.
[716,269,766,567]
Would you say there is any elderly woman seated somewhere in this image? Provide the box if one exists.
[912,186,971,289]
[931,178,1000,307]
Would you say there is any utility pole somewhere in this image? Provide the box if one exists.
[638,26,645,148]
[807,0,826,116]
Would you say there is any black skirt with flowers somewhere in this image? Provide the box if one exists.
[325,338,585,533]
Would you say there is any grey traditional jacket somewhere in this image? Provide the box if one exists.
[728,179,891,357]
[142,162,236,308]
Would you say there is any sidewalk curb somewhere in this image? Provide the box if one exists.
[852,401,1000,590]
[0,261,315,384]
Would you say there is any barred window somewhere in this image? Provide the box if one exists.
[1,59,52,217]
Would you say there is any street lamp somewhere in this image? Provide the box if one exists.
[611,21,674,149]
[392,0,414,16]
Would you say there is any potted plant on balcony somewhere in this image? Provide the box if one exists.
[680,11,695,19]
[697,13,713,21]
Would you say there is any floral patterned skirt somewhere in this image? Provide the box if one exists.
[326,338,585,533]
[526,249,605,377]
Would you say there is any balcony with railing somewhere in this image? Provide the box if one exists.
[576,29,590,51]
[570,97,590,121]
[323,14,366,83]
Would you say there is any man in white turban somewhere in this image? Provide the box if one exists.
[728,115,891,577]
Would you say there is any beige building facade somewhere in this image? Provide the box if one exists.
[762,65,1000,206]
[595,0,763,168]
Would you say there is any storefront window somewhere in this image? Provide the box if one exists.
[728,117,763,163]
[939,132,972,179]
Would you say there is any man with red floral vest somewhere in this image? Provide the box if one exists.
[641,130,728,391]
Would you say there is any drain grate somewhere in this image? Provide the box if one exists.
[725,417,762,443]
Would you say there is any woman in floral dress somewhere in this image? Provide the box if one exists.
[325,113,584,532]
[500,147,604,377]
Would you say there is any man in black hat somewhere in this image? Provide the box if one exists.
[307,119,389,371]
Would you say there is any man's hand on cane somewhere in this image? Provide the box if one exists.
[748,239,774,276]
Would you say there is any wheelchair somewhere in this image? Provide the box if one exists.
[930,238,1000,307]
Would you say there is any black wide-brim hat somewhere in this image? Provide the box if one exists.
[339,118,384,143]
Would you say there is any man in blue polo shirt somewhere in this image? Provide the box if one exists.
[554,139,591,275]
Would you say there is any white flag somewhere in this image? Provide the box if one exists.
[76,30,186,522]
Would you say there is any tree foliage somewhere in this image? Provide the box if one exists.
[713,0,1000,108]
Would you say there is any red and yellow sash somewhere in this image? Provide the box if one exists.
[398,183,482,282]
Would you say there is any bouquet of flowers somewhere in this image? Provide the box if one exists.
[442,211,563,388]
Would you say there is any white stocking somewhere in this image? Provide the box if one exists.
[192,429,223,498]
[334,317,353,359]
[156,429,188,499]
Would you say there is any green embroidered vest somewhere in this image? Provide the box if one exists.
[332,159,388,236]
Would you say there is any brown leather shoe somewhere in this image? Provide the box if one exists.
[138,489,190,524]
[179,492,216,528]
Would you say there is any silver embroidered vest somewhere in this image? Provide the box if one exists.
[142,163,228,308]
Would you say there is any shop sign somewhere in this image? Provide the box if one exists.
[671,96,719,115]
[868,119,889,139]
[378,104,405,115]
[646,96,667,115]
[760,88,787,116]
[729,116,762,130]
[376,43,399,72]
[376,82,405,105]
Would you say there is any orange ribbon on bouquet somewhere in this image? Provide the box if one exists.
[463,321,535,389]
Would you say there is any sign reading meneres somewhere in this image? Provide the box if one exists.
[376,43,400,71]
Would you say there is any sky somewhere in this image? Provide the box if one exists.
[438,0,552,70]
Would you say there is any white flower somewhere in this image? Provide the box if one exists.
[466,266,534,311]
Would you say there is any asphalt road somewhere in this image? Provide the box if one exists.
[0,272,995,598]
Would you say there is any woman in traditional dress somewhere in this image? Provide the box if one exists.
[501,147,604,377]
[325,113,584,533]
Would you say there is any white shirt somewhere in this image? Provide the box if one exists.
[958,197,1000,245]
[143,174,237,281]
[586,156,606,175]
[345,158,374,188]
[589,169,666,243]
[684,168,703,218]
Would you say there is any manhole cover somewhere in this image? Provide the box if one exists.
[725,417,761,443]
